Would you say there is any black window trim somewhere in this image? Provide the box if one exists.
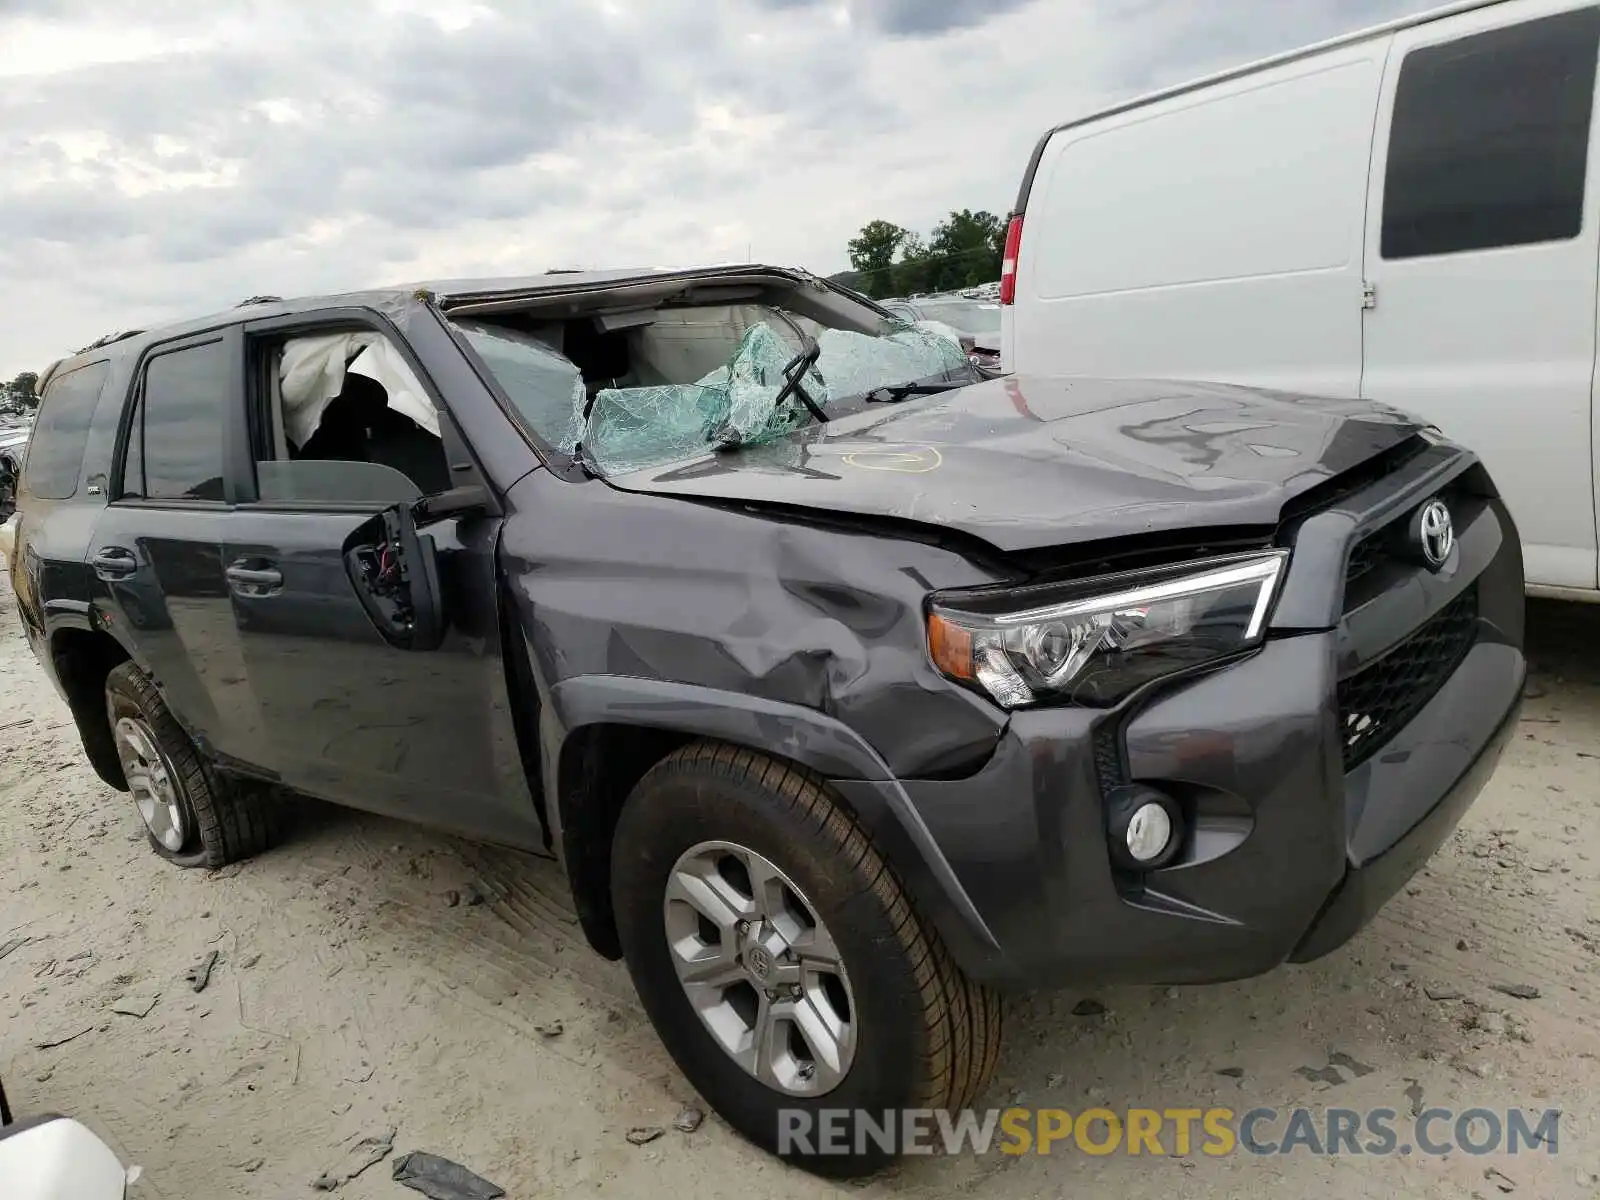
[22,355,113,502]
[1379,5,1600,262]
[238,307,501,517]
[110,327,242,511]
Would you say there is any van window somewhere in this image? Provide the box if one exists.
[1382,8,1600,260]
[124,341,228,502]
[23,361,109,500]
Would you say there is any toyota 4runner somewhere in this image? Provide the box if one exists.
[10,266,1524,1174]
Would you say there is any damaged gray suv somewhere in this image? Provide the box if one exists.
[13,266,1524,1174]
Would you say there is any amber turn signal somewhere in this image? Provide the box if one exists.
[926,611,975,681]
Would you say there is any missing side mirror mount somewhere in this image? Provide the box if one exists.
[343,505,445,651]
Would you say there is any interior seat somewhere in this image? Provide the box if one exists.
[299,373,451,495]
[298,375,384,463]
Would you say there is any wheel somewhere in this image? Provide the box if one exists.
[611,741,1002,1177]
[104,662,279,868]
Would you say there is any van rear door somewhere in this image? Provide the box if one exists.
[1360,2,1600,591]
[1007,40,1385,396]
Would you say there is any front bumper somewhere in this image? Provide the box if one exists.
[849,453,1524,988]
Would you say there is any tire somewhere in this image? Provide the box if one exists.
[104,662,279,868]
[611,740,1002,1177]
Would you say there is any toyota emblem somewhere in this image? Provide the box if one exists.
[1414,498,1455,570]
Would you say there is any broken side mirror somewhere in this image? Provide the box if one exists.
[342,503,445,652]
[412,482,490,525]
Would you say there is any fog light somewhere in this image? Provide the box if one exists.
[1105,784,1184,871]
[1125,803,1172,863]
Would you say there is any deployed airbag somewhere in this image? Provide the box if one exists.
[280,333,441,449]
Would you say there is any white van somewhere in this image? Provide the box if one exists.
[1001,0,1600,599]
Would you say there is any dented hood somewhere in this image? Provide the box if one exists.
[602,375,1423,553]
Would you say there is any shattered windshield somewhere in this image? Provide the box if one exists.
[455,308,971,476]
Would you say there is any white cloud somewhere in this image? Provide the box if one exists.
[0,0,1435,377]
[0,16,210,78]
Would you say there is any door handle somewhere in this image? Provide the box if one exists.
[225,561,283,595]
[91,547,137,580]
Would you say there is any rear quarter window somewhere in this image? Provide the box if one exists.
[23,360,111,500]
[123,340,229,502]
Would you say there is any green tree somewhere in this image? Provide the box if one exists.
[846,219,911,299]
[844,210,1006,301]
[11,372,37,408]
[0,372,38,415]
[925,209,1005,292]
[892,233,934,297]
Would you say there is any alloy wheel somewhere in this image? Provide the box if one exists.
[113,716,190,852]
[662,839,857,1097]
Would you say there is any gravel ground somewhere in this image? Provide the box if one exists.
[2,577,1598,1199]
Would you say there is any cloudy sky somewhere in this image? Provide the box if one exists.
[0,0,1435,378]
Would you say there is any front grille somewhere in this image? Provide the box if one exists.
[1342,485,1465,604]
[1344,533,1387,590]
[1338,586,1479,771]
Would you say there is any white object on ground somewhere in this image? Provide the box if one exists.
[0,1116,133,1199]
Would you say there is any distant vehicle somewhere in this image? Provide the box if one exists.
[1002,0,1600,600]
[14,264,1522,1175]
[0,420,32,521]
[883,293,1002,371]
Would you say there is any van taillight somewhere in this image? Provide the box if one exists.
[998,214,1023,305]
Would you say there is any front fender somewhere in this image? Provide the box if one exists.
[545,673,1008,976]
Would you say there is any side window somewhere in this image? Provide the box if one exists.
[127,341,229,502]
[23,361,110,500]
[1382,8,1600,260]
[251,330,448,506]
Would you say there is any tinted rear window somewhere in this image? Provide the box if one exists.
[125,341,229,502]
[1382,8,1600,260]
[24,361,110,500]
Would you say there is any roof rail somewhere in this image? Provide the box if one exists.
[236,295,284,307]
[75,329,144,354]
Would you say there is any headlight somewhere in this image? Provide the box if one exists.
[926,551,1288,709]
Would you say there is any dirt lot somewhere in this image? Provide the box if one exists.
[2,577,1598,1200]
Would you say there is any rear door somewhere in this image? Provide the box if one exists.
[220,313,540,848]
[1360,2,1600,590]
[89,329,269,768]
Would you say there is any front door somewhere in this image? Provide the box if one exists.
[1360,2,1600,590]
[221,318,540,849]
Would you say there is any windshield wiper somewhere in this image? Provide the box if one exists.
[864,380,970,403]
[711,339,828,454]
[772,338,828,423]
